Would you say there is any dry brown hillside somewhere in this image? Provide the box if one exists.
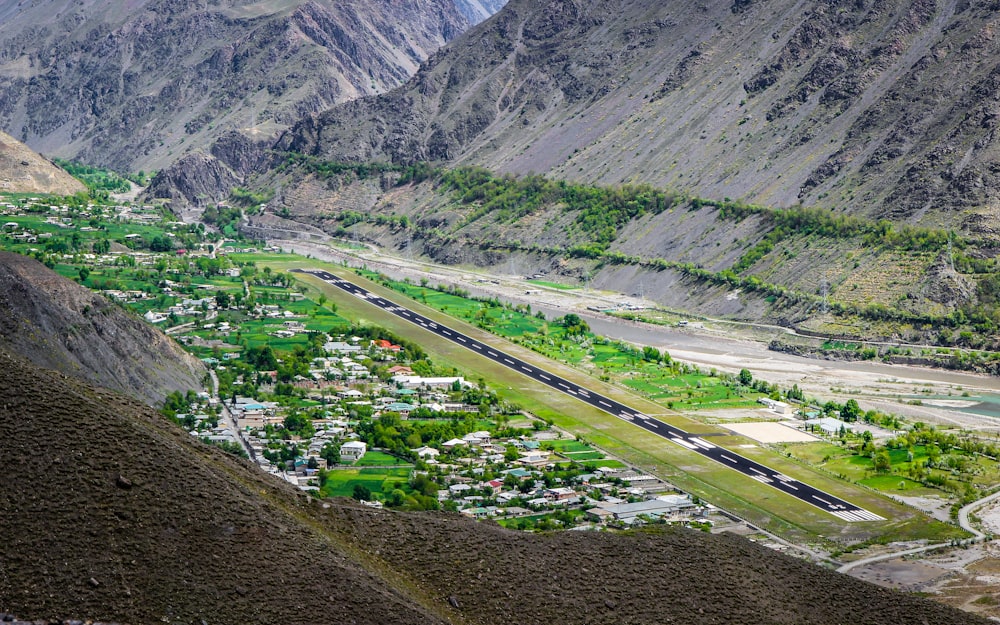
[0,251,203,406]
[0,347,986,625]
[0,130,84,195]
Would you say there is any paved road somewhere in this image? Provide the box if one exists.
[296,268,884,523]
[208,368,256,461]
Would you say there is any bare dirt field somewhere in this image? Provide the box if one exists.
[724,421,820,444]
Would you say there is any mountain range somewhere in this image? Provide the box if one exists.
[0,0,496,173]
[148,0,1000,229]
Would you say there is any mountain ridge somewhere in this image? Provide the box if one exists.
[222,0,1000,227]
[0,0,474,173]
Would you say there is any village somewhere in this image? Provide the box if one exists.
[2,192,992,540]
[166,326,709,531]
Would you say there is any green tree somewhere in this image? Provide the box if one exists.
[387,488,407,507]
[559,313,590,336]
[352,484,371,501]
[92,238,110,254]
[409,473,439,497]
[78,266,90,282]
[504,445,519,462]
[215,290,231,309]
[738,368,753,386]
[873,450,892,473]
[320,443,340,466]
[842,399,861,422]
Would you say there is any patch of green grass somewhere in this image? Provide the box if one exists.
[526,279,578,290]
[859,475,938,495]
[562,451,605,461]
[320,467,412,498]
[546,440,593,452]
[353,451,410,466]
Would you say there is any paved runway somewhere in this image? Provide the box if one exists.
[297,269,884,522]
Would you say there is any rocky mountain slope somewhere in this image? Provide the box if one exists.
[0,344,987,625]
[0,130,84,195]
[257,0,1000,226]
[0,0,470,173]
[0,252,203,406]
[142,0,1000,340]
[454,0,509,24]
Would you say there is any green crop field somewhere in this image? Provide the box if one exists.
[525,279,578,290]
[320,467,412,498]
[562,451,605,461]
[547,440,594,453]
[353,451,409,466]
[858,475,939,496]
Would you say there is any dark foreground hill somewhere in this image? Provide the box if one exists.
[0,347,985,624]
[0,252,203,406]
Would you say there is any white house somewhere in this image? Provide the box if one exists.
[412,446,441,459]
[759,397,794,415]
[340,441,367,462]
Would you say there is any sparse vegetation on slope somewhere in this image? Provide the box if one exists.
[267,160,1000,351]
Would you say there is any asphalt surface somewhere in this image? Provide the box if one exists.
[297,268,884,523]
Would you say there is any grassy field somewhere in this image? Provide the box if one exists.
[268,258,957,545]
[321,467,412,498]
[353,451,409,466]
[547,440,594,453]
[562,451,605,461]
[525,279,578,290]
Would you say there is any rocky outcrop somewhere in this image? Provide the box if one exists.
[0,251,204,406]
[145,153,242,208]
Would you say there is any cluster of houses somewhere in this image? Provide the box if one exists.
[440,461,698,526]
[214,376,703,527]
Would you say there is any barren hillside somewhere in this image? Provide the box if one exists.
[0,0,470,172]
[0,251,203,405]
[0,130,84,195]
[263,0,1000,226]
